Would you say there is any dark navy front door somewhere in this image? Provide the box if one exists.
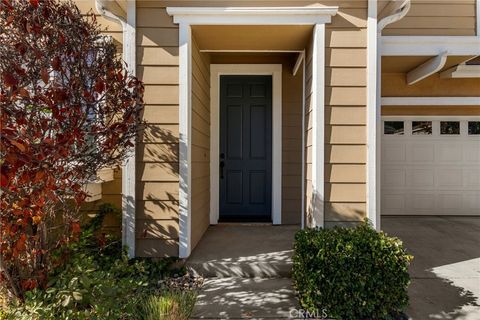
[219,75,272,221]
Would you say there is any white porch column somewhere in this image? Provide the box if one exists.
[178,23,192,258]
[367,0,380,230]
[310,24,326,228]
[122,0,136,258]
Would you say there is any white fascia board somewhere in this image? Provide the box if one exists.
[440,64,480,78]
[166,6,338,16]
[382,36,480,56]
[166,7,338,25]
[382,97,480,106]
[406,52,447,85]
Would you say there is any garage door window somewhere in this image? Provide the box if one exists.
[412,121,432,135]
[384,121,404,135]
[468,121,480,135]
[440,121,460,135]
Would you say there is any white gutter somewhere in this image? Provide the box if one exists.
[95,0,136,259]
[95,0,126,25]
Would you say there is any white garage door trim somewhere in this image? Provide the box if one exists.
[381,116,480,216]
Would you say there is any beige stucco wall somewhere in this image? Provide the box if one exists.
[383,0,477,36]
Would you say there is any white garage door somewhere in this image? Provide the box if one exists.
[381,117,480,215]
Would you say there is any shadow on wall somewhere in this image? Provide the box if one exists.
[305,189,364,228]
[134,119,182,257]
[136,122,180,213]
[382,216,480,319]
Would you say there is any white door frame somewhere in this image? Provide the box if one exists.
[210,64,283,225]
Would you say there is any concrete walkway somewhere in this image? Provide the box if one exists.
[188,224,299,319]
[188,218,480,319]
[382,216,480,320]
[192,277,297,319]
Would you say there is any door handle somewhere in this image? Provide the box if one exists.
[220,153,225,179]
[220,161,225,179]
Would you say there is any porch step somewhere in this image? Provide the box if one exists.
[186,224,298,278]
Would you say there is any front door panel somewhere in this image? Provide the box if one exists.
[219,75,272,221]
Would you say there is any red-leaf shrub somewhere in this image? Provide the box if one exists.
[0,0,143,300]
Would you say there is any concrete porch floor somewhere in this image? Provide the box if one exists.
[187,224,299,278]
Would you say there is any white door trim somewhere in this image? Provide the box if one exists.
[210,64,283,225]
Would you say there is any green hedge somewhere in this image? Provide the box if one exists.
[292,221,413,320]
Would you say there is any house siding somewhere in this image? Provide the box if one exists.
[85,0,371,256]
[383,0,477,36]
[304,2,367,226]
[324,4,368,224]
[135,3,180,257]
[382,73,480,97]
[191,36,211,249]
[141,1,368,255]
[382,72,480,116]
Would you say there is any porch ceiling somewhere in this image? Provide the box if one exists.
[191,25,313,51]
[382,55,475,73]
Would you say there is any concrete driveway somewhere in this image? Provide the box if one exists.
[382,216,480,320]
